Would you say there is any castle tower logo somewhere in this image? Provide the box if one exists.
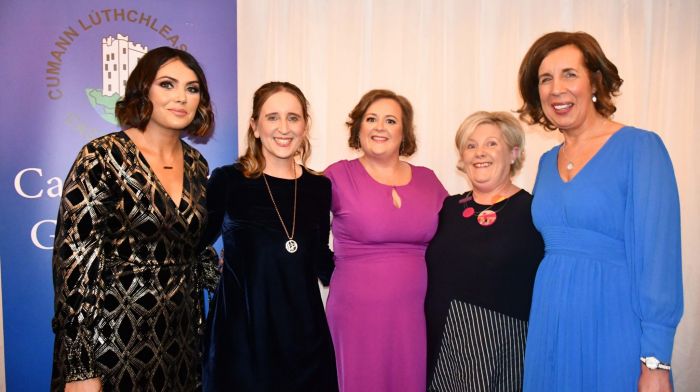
[86,34,148,124]
[44,8,191,137]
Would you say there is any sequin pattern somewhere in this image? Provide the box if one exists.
[51,131,209,391]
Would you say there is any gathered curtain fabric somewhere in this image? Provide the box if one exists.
[236,1,700,390]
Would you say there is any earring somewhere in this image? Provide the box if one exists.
[592,94,598,103]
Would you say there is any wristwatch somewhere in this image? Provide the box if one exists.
[640,356,671,370]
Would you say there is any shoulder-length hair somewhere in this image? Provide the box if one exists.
[517,31,623,131]
[115,46,214,137]
[346,89,417,156]
[239,81,311,178]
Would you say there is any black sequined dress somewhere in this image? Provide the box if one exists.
[51,131,209,391]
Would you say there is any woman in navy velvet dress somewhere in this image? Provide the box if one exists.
[201,82,337,392]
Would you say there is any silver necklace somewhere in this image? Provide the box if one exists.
[560,143,575,171]
[262,165,298,253]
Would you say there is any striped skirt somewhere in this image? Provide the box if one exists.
[428,301,527,392]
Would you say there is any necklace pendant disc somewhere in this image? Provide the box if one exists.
[566,161,574,171]
[462,207,475,218]
[477,210,497,226]
[285,239,298,253]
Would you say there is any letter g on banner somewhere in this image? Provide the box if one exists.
[31,220,56,250]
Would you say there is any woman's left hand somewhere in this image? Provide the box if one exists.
[638,364,672,392]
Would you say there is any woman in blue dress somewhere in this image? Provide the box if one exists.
[517,31,683,391]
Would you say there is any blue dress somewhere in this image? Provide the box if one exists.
[523,127,683,391]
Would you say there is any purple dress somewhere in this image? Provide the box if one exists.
[325,159,447,392]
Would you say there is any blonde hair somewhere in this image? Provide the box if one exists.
[455,111,525,176]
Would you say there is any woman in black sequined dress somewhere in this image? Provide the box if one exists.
[51,47,215,392]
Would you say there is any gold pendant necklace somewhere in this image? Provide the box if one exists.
[262,164,298,253]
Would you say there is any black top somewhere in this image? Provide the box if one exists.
[201,163,337,392]
[425,189,544,374]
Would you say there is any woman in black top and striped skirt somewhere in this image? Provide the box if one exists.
[425,111,544,391]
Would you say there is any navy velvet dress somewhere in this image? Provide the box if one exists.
[201,164,338,392]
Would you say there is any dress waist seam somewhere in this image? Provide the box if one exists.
[544,247,625,267]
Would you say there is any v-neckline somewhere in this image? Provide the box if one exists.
[556,127,626,184]
[120,131,188,209]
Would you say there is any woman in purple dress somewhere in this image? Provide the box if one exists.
[325,89,447,392]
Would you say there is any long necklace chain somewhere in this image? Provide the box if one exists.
[262,164,298,253]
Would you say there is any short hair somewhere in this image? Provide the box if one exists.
[346,89,417,157]
[238,81,311,178]
[517,31,623,131]
[115,46,214,137]
[455,111,525,177]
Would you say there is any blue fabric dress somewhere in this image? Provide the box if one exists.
[523,127,683,391]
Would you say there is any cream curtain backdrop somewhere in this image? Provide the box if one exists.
[237,0,699,389]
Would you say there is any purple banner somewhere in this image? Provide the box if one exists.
[0,1,237,389]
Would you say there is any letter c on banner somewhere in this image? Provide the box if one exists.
[31,220,56,250]
[48,89,63,100]
[15,168,44,198]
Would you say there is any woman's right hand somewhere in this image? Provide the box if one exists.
[65,378,102,392]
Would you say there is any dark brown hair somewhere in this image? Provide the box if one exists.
[517,31,623,130]
[115,46,214,137]
[239,81,311,178]
[346,89,417,156]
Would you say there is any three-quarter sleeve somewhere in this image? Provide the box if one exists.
[52,144,110,382]
[192,158,220,292]
[627,132,683,364]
